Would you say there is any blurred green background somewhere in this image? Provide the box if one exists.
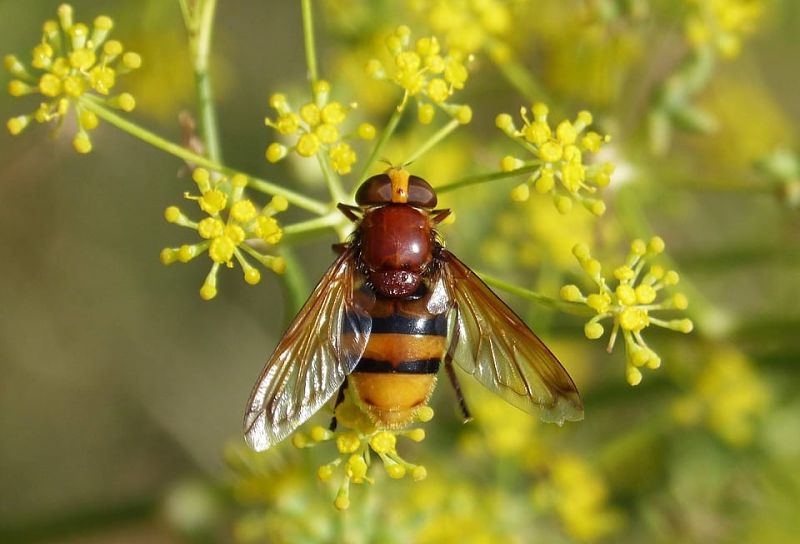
[1,1,799,543]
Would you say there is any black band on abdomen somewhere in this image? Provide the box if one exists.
[354,357,441,374]
[344,312,447,336]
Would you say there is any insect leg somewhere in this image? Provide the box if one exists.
[430,208,452,224]
[337,203,362,222]
[444,306,473,423]
[328,379,349,431]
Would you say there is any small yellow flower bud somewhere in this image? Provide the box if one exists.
[647,353,662,369]
[586,199,606,216]
[613,266,635,281]
[560,284,583,302]
[365,59,384,79]
[178,244,197,262]
[572,243,591,261]
[6,115,30,135]
[265,142,287,163]
[8,79,32,96]
[299,103,320,125]
[317,464,334,481]
[576,110,593,128]
[635,284,657,304]
[619,307,649,331]
[586,293,610,314]
[510,183,530,202]
[310,425,332,442]
[455,105,472,124]
[231,200,257,223]
[539,141,563,163]
[630,346,650,367]
[336,432,361,454]
[164,206,182,223]
[122,51,142,69]
[79,110,98,130]
[584,322,604,339]
[554,195,573,214]
[270,195,289,212]
[295,133,320,157]
[224,224,245,245]
[347,455,368,483]
[334,489,350,511]
[500,155,522,172]
[630,239,647,256]
[292,433,310,448]
[72,132,92,154]
[386,463,406,479]
[199,190,227,215]
[209,236,235,264]
[231,174,247,188]
[411,465,428,481]
[316,123,339,144]
[664,270,680,285]
[196,217,223,238]
[523,121,550,145]
[103,40,123,58]
[160,248,177,265]
[672,318,694,333]
[616,285,637,306]
[199,282,217,301]
[38,74,62,97]
[313,79,331,99]
[113,93,136,112]
[244,267,261,285]
[270,256,285,273]
[416,406,434,422]
[269,93,288,110]
[405,428,425,442]
[426,78,449,103]
[556,120,577,145]
[648,236,665,254]
[94,15,113,30]
[626,365,642,386]
[495,113,515,134]
[672,293,689,310]
[369,431,397,454]
[531,102,549,119]
[418,102,435,124]
[357,122,376,140]
[535,169,555,194]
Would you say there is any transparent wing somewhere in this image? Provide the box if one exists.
[436,250,583,424]
[243,248,373,451]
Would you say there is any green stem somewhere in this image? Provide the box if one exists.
[80,100,328,215]
[404,118,460,165]
[282,210,344,243]
[355,98,408,189]
[436,164,540,193]
[318,152,348,204]
[189,0,222,162]
[276,246,311,319]
[477,272,593,316]
[301,0,319,87]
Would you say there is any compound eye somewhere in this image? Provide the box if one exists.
[355,174,392,205]
[407,175,437,208]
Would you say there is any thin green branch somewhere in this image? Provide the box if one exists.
[317,153,348,203]
[404,118,460,166]
[80,99,328,214]
[436,164,539,193]
[282,211,344,243]
[301,0,319,86]
[355,98,408,191]
[188,0,222,162]
[477,272,594,316]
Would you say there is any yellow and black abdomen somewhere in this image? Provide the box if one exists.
[348,299,447,428]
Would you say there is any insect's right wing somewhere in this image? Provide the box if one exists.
[432,250,584,425]
[243,248,373,451]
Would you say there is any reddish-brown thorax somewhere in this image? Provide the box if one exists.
[360,204,433,298]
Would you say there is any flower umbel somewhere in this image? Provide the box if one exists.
[4,3,140,153]
[367,25,473,124]
[560,237,694,385]
[685,0,763,59]
[497,103,614,215]
[264,80,374,175]
[160,168,288,300]
[292,394,432,510]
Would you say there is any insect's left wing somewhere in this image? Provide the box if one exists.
[244,248,372,451]
[434,250,584,425]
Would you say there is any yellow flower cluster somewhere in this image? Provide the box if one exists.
[4,4,140,153]
[160,168,287,300]
[367,26,473,125]
[292,394,432,511]
[685,0,763,59]
[531,455,624,542]
[497,103,614,215]
[409,0,512,54]
[561,237,694,385]
[672,347,770,447]
[264,80,374,175]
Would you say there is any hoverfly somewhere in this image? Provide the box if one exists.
[244,168,583,451]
